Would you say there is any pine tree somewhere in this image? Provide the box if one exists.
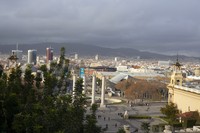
[84,104,101,133]
[160,102,179,124]
[35,71,42,89]
[141,122,150,133]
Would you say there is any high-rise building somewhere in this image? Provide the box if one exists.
[75,53,78,60]
[95,54,99,61]
[11,43,23,62]
[46,47,53,63]
[28,49,37,65]
[114,57,118,62]
[12,50,23,61]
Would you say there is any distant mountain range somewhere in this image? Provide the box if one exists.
[0,43,198,60]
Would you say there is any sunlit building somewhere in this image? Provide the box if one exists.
[95,54,99,61]
[46,47,53,63]
[75,54,78,60]
[168,60,200,113]
[28,49,37,65]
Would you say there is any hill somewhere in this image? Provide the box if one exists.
[0,43,198,60]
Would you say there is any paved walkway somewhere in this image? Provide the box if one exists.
[92,101,167,133]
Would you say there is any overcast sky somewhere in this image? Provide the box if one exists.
[0,0,200,56]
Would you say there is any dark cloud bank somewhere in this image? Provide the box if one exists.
[0,0,200,57]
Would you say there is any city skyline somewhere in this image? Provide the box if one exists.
[0,0,200,57]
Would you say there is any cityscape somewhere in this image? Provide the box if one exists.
[0,45,200,133]
[1,0,200,133]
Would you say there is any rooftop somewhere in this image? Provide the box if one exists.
[174,84,200,94]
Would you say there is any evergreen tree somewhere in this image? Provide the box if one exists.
[40,64,48,77]
[0,72,7,132]
[0,64,3,77]
[141,122,150,133]
[84,104,101,133]
[7,67,22,95]
[35,71,42,89]
[43,73,57,97]
[0,47,105,133]
[59,47,65,67]
[23,65,35,104]
[160,102,179,125]
[71,78,86,133]
[12,65,36,133]
[4,93,20,132]
[117,128,126,133]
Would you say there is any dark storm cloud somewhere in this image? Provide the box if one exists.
[0,0,200,56]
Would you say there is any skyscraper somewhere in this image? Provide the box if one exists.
[11,43,23,62]
[95,54,99,61]
[75,53,78,60]
[28,49,37,65]
[46,47,53,63]
[12,50,23,61]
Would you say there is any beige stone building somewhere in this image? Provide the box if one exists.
[168,60,200,113]
[195,67,200,77]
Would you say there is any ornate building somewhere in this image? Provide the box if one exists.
[167,59,200,113]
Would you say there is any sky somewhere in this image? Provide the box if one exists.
[0,0,200,57]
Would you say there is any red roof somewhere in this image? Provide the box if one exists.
[178,111,199,119]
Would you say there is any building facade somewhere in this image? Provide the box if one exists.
[28,49,37,65]
[168,60,200,113]
[12,50,23,61]
[46,47,53,63]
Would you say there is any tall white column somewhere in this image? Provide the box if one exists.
[72,74,77,102]
[82,75,86,94]
[100,76,106,107]
[91,73,96,105]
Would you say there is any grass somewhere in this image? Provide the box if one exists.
[128,115,151,119]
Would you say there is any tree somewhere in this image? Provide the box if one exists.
[35,71,42,89]
[96,78,102,87]
[141,122,150,133]
[70,78,86,133]
[43,73,57,97]
[115,79,167,102]
[58,47,65,67]
[0,67,22,132]
[160,102,179,124]
[84,104,101,133]
[40,64,48,77]
[1,47,105,133]
[23,65,35,104]
[55,47,70,94]
[0,73,7,132]
[117,128,126,133]
[0,74,7,95]
[7,67,22,95]
[4,93,20,132]
[0,64,3,77]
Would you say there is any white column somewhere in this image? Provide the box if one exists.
[100,76,106,107]
[91,73,96,105]
[82,75,86,94]
[72,74,77,102]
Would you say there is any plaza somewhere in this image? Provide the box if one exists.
[88,99,167,133]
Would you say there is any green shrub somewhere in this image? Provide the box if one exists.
[172,123,182,128]
[128,115,151,119]
[151,124,165,132]
[183,119,197,128]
